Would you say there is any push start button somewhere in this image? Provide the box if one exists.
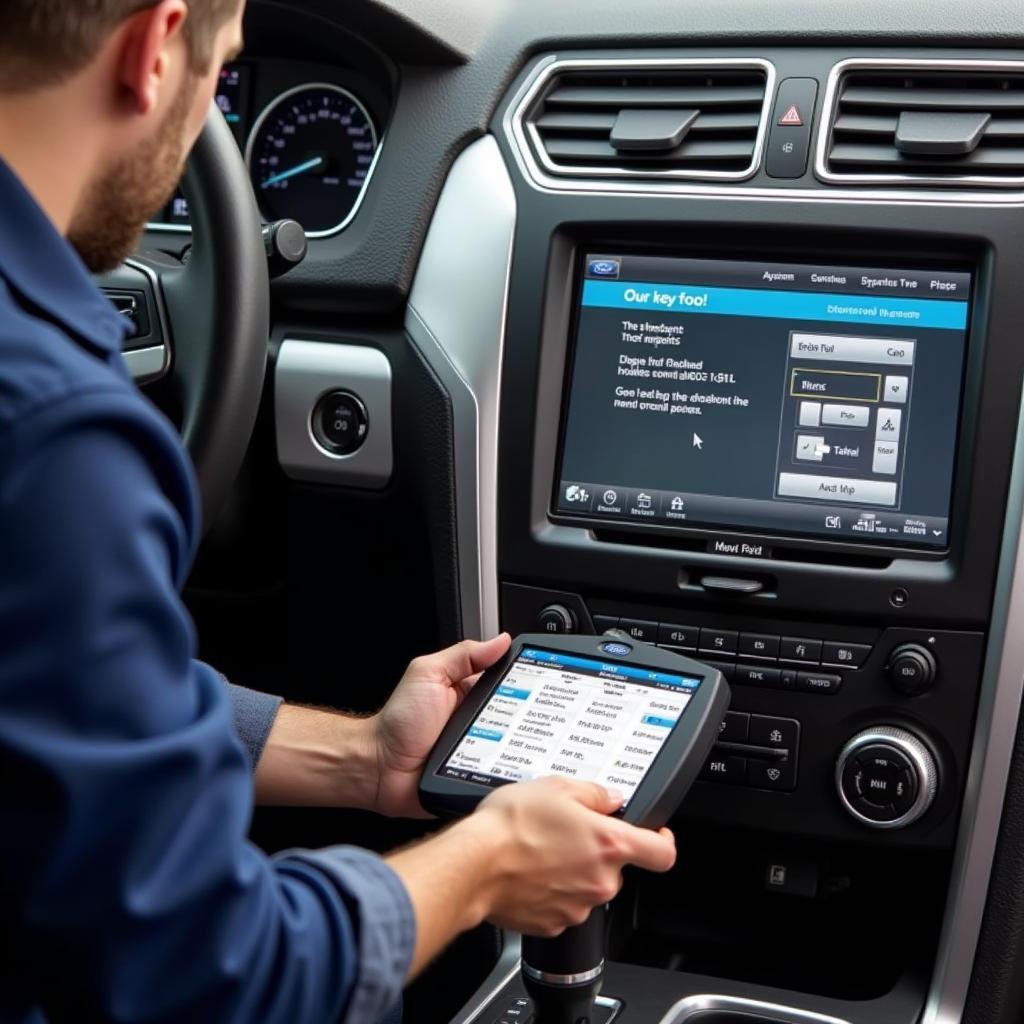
[312,390,369,455]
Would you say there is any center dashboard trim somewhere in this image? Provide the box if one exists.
[405,134,515,640]
[920,375,1024,1024]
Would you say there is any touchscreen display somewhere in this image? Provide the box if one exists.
[437,647,703,807]
[555,254,972,548]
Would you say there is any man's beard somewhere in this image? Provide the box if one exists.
[69,79,195,273]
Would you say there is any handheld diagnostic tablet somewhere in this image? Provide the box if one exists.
[419,634,730,828]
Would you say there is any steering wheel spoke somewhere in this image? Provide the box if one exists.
[96,256,174,385]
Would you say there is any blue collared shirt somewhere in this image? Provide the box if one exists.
[0,159,414,1022]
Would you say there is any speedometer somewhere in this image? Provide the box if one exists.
[245,84,379,236]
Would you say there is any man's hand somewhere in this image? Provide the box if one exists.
[387,776,677,979]
[370,634,511,818]
[467,777,677,935]
[251,635,509,813]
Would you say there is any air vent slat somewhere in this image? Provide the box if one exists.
[543,137,756,164]
[832,113,898,135]
[535,111,617,132]
[841,85,1024,111]
[834,113,1024,141]
[830,143,1024,171]
[537,109,762,136]
[545,84,765,109]
[822,63,1024,185]
[522,62,769,182]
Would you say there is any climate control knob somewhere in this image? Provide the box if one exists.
[836,726,938,829]
[886,643,938,696]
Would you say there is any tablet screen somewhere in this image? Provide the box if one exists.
[436,646,704,808]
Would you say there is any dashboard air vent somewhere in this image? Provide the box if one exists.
[522,61,771,182]
[821,62,1024,186]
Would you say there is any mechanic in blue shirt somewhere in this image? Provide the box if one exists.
[0,1,678,1022]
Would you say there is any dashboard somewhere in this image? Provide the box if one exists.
[148,3,1024,1024]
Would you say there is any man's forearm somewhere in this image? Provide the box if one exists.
[385,816,498,979]
[253,703,380,810]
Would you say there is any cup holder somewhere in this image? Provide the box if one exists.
[661,995,850,1024]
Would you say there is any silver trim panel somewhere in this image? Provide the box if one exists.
[660,994,850,1024]
[815,58,1024,189]
[504,55,1024,206]
[517,57,775,184]
[922,380,1024,1023]
[274,339,393,488]
[123,344,169,383]
[405,135,515,639]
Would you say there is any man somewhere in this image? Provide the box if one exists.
[0,2,678,1021]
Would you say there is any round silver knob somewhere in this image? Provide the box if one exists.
[836,726,938,829]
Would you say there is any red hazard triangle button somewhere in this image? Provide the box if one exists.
[778,104,803,126]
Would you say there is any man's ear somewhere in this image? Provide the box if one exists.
[115,0,190,115]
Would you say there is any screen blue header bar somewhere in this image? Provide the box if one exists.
[521,648,701,689]
[582,278,969,331]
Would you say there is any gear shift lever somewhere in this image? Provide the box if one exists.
[521,906,607,1024]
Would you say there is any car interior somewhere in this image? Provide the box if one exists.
[113,0,1024,1021]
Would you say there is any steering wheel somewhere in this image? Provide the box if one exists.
[98,108,270,529]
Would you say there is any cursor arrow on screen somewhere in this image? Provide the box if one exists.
[693,434,704,450]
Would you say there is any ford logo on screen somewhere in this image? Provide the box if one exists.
[588,259,620,278]
[600,641,633,656]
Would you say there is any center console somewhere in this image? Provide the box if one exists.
[406,45,1024,1024]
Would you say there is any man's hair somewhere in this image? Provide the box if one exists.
[0,0,238,93]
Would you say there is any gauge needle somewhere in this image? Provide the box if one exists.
[261,156,324,188]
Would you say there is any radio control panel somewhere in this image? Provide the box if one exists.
[502,582,984,848]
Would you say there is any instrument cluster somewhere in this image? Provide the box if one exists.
[151,60,384,237]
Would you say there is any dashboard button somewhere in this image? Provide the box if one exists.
[852,796,897,822]
[735,664,782,687]
[822,641,872,669]
[699,628,739,656]
[780,637,822,664]
[747,758,797,791]
[537,604,576,635]
[857,759,903,807]
[719,711,750,742]
[312,391,369,455]
[886,643,938,695]
[780,668,798,690]
[739,632,781,660]
[749,715,799,751]
[620,618,657,642]
[592,615,619,635]
[658,622,699,650]
[891,769,919,816]
[841,757,865,799]
[701,754,747,784]
[702,658,736,682]
[796,670,842,694]
[765,77,818,179]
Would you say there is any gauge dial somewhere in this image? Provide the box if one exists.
[246,84,378,235]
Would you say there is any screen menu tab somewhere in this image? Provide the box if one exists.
[438,648,702,807]
[555,254,971,548]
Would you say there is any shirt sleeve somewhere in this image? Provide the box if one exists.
[223,680,284,770]
[0,391,415,1024]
